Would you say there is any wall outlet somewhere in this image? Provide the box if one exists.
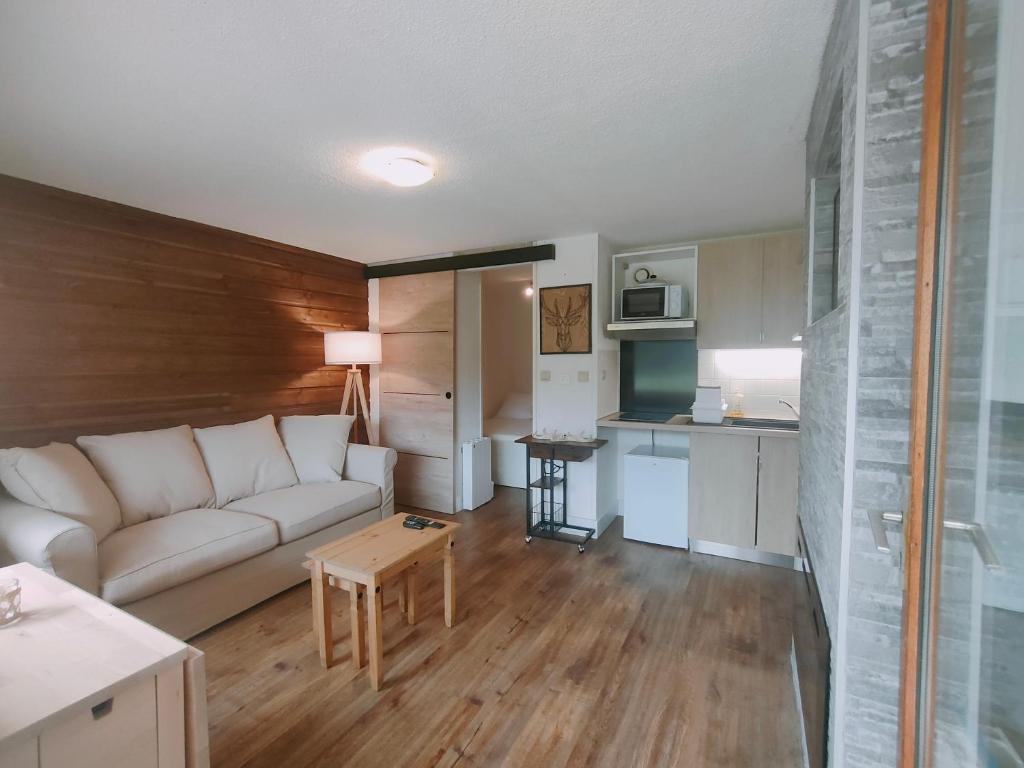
[540,370,551,381]
[577,370,590,383]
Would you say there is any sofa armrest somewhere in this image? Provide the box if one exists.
[0,495,99,594]
[343,444,398,518]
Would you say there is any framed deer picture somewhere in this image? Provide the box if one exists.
[539,283,592,354]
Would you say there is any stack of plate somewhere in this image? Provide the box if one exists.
[691,386,726,425]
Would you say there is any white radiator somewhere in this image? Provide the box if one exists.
[462,437,495,510]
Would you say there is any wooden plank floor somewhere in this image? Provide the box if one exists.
[193,488,805,767]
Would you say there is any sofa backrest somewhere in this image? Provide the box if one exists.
[77,425,215,525]
[192,415,298,507]
[0,442,122,539]
[278,414,355,484]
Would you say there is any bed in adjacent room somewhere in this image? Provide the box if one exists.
[484,393,531,488]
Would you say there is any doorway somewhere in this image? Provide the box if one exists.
[480,265,533,489]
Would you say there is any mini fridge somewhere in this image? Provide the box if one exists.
[623,445,689,548]
[461,437,495,510]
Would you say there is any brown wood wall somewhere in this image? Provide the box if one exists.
[0,175,369,448]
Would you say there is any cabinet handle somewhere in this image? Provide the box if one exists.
[91,698,114,720]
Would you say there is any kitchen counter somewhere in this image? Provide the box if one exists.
[597,412,800,439]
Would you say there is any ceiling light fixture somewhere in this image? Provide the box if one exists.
[360,147,435,187]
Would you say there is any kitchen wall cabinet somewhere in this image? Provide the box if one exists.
[688,433,759,548]
[761,231,806,346]
[696,230,804,349]
[696,238,764,349]
[689,432,799,558]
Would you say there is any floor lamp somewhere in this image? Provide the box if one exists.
[324,331,381,445]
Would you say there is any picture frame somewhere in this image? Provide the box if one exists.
[539,283,592,355]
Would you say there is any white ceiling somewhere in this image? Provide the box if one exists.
[0,1,835,264]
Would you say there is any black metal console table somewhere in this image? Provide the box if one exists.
[514,435,608,553]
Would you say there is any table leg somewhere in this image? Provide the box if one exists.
[398,576,407,615]
[349,583,366,668]
[311,560,333,668]
[405,567,417,626]
[368,583,384,690]
[444,538,455,629]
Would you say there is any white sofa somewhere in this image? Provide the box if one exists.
[0,414,397,639]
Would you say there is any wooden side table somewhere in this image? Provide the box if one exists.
[306,514,460,691]
[515,435,608,552]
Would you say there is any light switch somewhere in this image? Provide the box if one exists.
[577,370,590,383]
[540,370,551,381]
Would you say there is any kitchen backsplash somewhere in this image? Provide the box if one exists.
[697,349,802,420]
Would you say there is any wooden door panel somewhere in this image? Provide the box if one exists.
[755,436,799,556]
[394,454,453,514]
[379,393,452,459]
[696,237,764,349]
[379,272,454,333]
[380,333,453,395]
[761,230,805,347]
[688,433,758,547]
[378,270,455,513]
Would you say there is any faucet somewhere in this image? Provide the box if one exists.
[779,399,800,419]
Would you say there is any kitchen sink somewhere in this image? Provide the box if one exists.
[725,417,800,431]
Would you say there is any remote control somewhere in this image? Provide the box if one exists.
[402,518,425,530]
[407,515,445,529]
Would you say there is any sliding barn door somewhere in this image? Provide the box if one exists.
[379,271,455,514]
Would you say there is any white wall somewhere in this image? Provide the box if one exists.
[454,271,483,511]
[532,233,616,536]
[481,268,533,418]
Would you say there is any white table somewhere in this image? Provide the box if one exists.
[0,563,209,768]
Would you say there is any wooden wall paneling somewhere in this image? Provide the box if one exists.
[378,271,455,514]
[0,174,368,448]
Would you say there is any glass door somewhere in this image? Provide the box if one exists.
[911,0,1023,765]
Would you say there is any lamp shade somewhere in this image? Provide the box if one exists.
[324,331,382,365]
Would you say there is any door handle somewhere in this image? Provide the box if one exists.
[866,509,1001,569]
[942,519,1001,569]
[867,509,904,554]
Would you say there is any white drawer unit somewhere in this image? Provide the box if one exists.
[623,445,690,548]
[0,563,208,768]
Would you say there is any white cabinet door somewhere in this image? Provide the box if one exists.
[688,433,758,547]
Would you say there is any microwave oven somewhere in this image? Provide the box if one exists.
[620,284,686,320]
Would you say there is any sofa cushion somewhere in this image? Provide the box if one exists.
[225,480,381,544]
[193,416,298,508]
[0,442,122,540]
[277,415,355,484]
[77,425,215,526]
[99,508,278,605]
